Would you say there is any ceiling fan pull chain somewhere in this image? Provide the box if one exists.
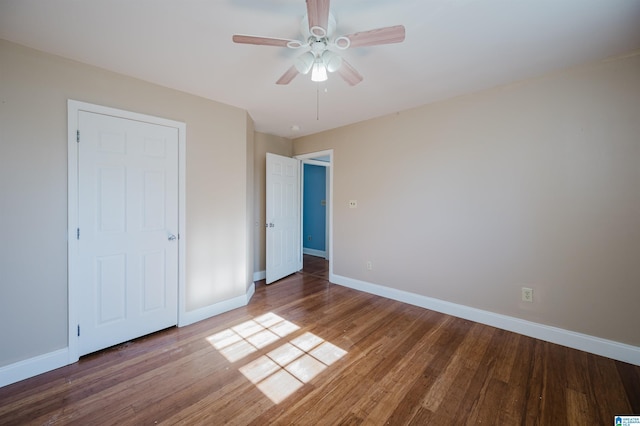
[316,84,320,121]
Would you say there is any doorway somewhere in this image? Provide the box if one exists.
[302,163,327,259]
[297,150,333,281]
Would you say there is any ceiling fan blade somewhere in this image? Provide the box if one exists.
[232,35,293,47]
[306,0,330,33]
[337,59,363,86]
[343,25,406,48]
[276,65,300,85]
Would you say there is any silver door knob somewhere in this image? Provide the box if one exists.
[168,234,177,241]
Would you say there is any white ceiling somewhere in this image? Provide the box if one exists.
[1,0,639,138]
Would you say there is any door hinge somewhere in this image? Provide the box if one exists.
[77,325,80,337]
[76,130,80,143]
[77,228,80,239]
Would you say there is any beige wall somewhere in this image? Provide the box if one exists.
[294,52,640,346]
[0,39,252,367]
[252,132,293,273]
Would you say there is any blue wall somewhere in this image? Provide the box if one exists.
[303,164,326,252]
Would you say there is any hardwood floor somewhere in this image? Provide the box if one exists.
[298,253,329,280]
[1,255,638,425]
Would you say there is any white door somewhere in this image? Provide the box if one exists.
[266,153,301,284]
[77,111,179,356]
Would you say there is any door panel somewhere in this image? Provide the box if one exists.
[266,153,301,284]
[78,111,179,356]
[141,250,166,312]
[96,254,126,323]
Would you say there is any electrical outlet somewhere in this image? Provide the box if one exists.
[366,261,373,270]
[349,200,358,208]
[522,287,533,302]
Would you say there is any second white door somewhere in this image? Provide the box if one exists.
[266,153,301,284]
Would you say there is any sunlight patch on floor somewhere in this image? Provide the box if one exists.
[207,312,347,404]
[206,313,300,363]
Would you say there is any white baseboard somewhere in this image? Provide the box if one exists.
[246,282,256,304]
[330,273,640,366]
[253,270,266,282]
[5,276,636,391]
[0,283,257,389]
[303,248,327,258]
[0,348,69,388]
[180,282,256,327]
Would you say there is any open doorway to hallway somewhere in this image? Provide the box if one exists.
[301,254,329,280]
[303,162,327,258]
[298,150,332,282]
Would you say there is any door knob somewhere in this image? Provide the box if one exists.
[168,234,177,241]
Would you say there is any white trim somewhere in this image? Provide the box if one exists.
[67,100,187,361]
[253,270,266,282]
[296,150,334,159]
[180,283,256,327]
[0,349,69,388]
[0,282,256,388]
[330,273,640,366]
[67,101,80,363]
[303,248,327,258]
[303,159,330,167]
[325,169,330,253]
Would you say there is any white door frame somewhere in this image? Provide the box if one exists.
[67,100,186,363]
[295,150,333,280]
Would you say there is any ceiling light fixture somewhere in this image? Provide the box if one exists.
[311,59,327,82]
[292,37,345,83]
[294,51,315,74]
[321,50,342,73]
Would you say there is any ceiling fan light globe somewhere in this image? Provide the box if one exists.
[294,52,315,74]
[322,51,342,73]
[311,61,328,82]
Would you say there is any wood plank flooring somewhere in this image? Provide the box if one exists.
[1,255,638,425]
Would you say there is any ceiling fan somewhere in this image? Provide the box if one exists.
[232,0,406,86]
